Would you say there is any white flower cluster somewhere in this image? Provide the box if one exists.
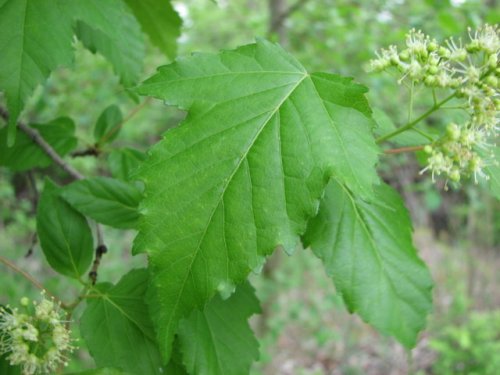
[0,294,74,375]
[369,25,499,184]
[421,123,487,183]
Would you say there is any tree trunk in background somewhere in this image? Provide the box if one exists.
[268,0,288,45]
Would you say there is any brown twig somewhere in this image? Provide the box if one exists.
[89,224,107,285]
[18,121,85,180]
[0,255,64,306]
[1,106,108,285]
[25,232,38,258]
[384,145,425,154]
[70,147,100,158]
[1,107,85,181]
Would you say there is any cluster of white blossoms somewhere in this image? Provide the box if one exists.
[0,293,74,375]
[369,25,499,184]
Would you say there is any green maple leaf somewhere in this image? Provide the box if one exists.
[134,39,379,359]
[0,0,74,144]
[0,0,182,143]
[303,180,433,348]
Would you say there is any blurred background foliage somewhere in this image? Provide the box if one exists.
[1,0,499,374]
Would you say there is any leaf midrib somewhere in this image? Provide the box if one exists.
[160,72,309,338]
[140,70,305,92]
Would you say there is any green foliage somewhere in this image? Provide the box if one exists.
[61,177,143,229]
[303,181,433,348]
[134,38,381,359]
[108,148,146,181]
[177,282,260,375]
[484,147,500,199]
[1,1,497,374]
[68,0,145,87]
[0,0,74,143]
[67,368,133,375]
[122,0,182,58]
[0,353,21,375]
[36,179,94,279]
[0,117,77,171]
[0,0,181,143]
[430,311,500,375]
[80,269,164,374]
[94,105,123,146]
[372,108,434,147]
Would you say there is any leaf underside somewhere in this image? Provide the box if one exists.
[134,39,380,360]
[303,181,433,348]
[70,0,145,87]
[122,0,182,59]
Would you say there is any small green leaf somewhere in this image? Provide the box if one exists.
[108,147,146,181]
[61,177,142,229]
[177,282,260,375]
[80,269,163,375]
[122,0,182,59]
[303,180,433,348]
[37,179,93,279]
[94,105,122,145]
[0,117,77,171]
[135,39,379,360]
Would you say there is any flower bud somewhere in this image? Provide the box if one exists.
[485,75,498,88]
[424,75,437,86]
[428,41,438,52]
[449,168,461,182]
[428,65,438,74]
[446,123,461,141]
[0,294,74,375]
[399,49,410,61]
[438,46,450,58]
[488,53,498,69]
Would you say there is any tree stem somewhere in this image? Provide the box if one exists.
[0,107,84,180]
[1,106,107,285]
[0,255,64,306]
[384,145,425,154]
